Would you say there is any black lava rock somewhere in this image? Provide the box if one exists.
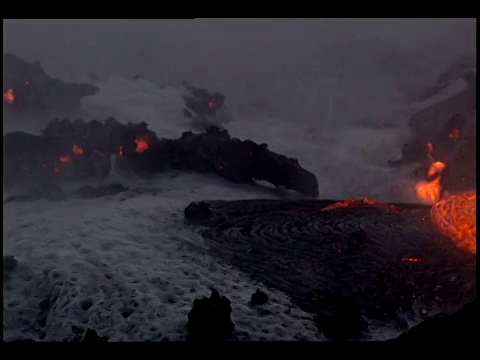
[187,289,234,341]
[251,290,269,305]
[316,303,368,341]
[185,201,212,222]
[81,329,109,342]
[394,300,476,341]
[3,256,18,273]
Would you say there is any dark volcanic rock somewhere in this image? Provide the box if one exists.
[187,289,234,341]
[81,329,109,342]
[185,199,476,340]
[251,289,269,305]
[4,118,319,197]
[3,256,18,274]
[394,300,477,341]
[4,53,99,116]
[185,201,212,222]
[315,300,368,341]
[388,57,476,195]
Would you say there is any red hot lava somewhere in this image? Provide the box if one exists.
[321,197,401,213]
[135,137,149,153]
[414,141,476,255]
[72,144,85,155]
[4,88,15,104]
[59,155,73,164]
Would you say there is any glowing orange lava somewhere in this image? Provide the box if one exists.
[72,144,85,155]
[415,142,476,254]
[415,176,444,205]
[431,191,476,254]
[135,137,149,153]
[322,197,400,213]
[4,88,15,104]
[59,155,73,164]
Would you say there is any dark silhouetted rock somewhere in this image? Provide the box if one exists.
[315,302,368,341]
[4,118,319,197]
[251,289,269,305]
[4,53,99,116]
[3,256,18,273]
[81,329,109,342]
[187,289,234,341]
[185,201,212,222]
[394,300,476,341]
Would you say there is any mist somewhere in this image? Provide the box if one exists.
[4,19,476,122]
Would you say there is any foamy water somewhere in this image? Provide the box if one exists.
[3,74,467,341]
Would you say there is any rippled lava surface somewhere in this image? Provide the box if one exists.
[185,199,476,336]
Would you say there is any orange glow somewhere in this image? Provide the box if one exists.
[427,161,447,178]
[72,144,85,155]
[4,88,15,104]
[59,155,73,164]
[135,137,149,153]
[414,141,476,255]
[431,192,476,254]
[415,177,443,204]
[119,146,124,157]
[322,197,400,213]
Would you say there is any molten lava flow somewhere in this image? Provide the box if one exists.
[72,144,85,155]
[402,256,423,263]
[59,155,73,164]
[4,88,15,104]
[427,161,447,178]
[415,176,443,205]
[449,129,461,139]
[415,142,476,255]
[431,191,476,254]
[415,143,448,205]
[322,197,400,213]
[135,137,149,153]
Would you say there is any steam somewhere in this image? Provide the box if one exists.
[3,19,476,201]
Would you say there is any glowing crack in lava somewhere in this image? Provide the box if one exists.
[135,137,149,154]
[321,197,400,213]
[415,143,476,254]
[4,88,15,104]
